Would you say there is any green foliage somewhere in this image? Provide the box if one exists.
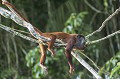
[64,12,88,34]
[0,67,30,79]
[26,47,44,78]
[0,68,17,79]
[26,47,39,67]
[25,47,75,79]
[99,52,120,79]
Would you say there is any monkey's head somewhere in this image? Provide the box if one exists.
[74,34,86,50]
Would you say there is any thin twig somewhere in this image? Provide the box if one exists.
[0,24,65,47]
[86,6,120,38]
[0,24,38,43]
[84,0,101,13]
[77,50,99,70]
[87,30,120,45]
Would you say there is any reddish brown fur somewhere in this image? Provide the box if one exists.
[2,0,86,74]
[41,32,78,42]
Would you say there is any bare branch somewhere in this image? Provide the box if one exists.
[71,51,102,79]
[0,24,41,43]
[0,6,50,42]
[0,24,66,47]
[84,0,101,13]
[86,7,120,38]
[87,30,120,45]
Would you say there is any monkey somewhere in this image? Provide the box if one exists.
[1,0,86,74]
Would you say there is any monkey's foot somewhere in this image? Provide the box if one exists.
[47,49,56,57]
[51,53,55,57]
[39,64,48,74]
[69,67,74,74]
[2,0,7,4]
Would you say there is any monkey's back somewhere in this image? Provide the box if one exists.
[41,32,77,42]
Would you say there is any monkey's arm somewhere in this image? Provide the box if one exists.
[65,37,76,74]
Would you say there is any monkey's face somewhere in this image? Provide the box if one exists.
[74,35,86,50]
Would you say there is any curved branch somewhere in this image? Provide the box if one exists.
[84,0,101,13]
[87,30,120,45]
[86,6,120,38]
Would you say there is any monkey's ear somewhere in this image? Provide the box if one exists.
[77,34,82,38]
[78,34,85,38]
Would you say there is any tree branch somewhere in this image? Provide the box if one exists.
[71,51,102,79]
[0,6,65,44]
[86,6,120,38]
[84,0,101,13]
[0,24,37,42]
[0,24,66,47]
[0,7,50,41]
[87,30,120,45]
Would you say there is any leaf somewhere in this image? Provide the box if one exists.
[110,65,120,78]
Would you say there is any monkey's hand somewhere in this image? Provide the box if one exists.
[39,64,48,74]
[47,48,56,57]
[1,0,7,4]
[69,66,74,74]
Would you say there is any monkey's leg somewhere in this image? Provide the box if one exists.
[47,35,56,56]
[39,43,48,73]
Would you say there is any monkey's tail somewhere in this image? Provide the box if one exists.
[2,0,43,34]
[2,0,29,22]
